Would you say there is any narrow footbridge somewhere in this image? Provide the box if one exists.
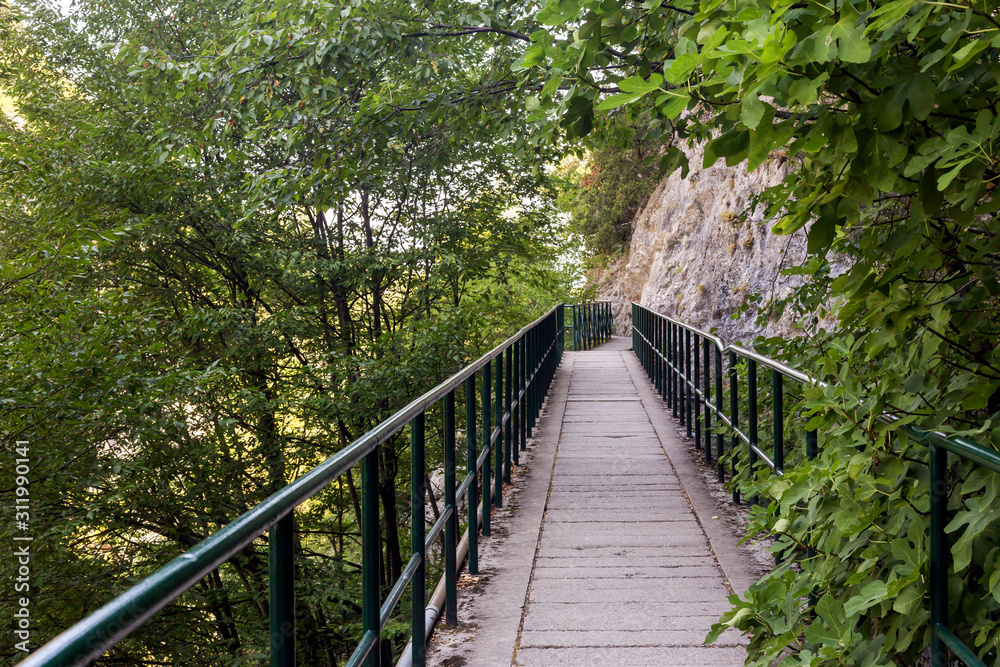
[20,304,998,667]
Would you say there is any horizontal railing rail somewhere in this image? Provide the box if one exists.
[21,304,567,667]
[567,300,613,350]
[631,302,994,667]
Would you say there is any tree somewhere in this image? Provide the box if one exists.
[557,125,664,258]
[0,0,572,664]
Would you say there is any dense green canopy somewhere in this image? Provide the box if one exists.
[1,0,574,663]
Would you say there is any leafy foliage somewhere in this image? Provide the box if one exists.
[0,0,574,664]
[557,130,664,257]
[521,0,1000,664]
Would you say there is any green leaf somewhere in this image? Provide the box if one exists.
[808,201,839,254]
[949,38,989,72]
[704,130,749,167]
[905,74,937,121]
[740,92,765,129]
[876,87,905,132]
[830,11,871,63]
[843,581,889,617]
[656,91,691,119]
[517,45,546,69]
[618,74,663,94]
[537,0,583,26]
[867,0,919,33]
[891,584,922,615]
[665,52,700,84]
[595,91,645,111]
[902,374,924,393]
[972,264,1000,297]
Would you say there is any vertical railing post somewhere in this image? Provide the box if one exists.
[526,330,534,435]
[647,309,652,384]
[773,370,784,473]
[642,308,647,372]
[645,309,651,375]
[670,322,677,416]
[361,449,381,667]
[504,345,513,482]
[748,359,758,506]
[573,304,580,352]
[929,444,948,667]
[531,326,539,431]
[443,391,458,626]
[660,317,667,401]
[270,513,296,667]
[464,376,478,575]
[481,363,491,536]
[704,340,714,474]
[588,303,593,349]
[494,354,503,508]
[636,306,641,366]
[678,325,685,422]
[655,315,662,397]
[685,328,692,437]
[695,333,703,454]
[806,428,817,610]
[591,303,596,348]
[410,413,426,667]
[631,303,636,351]
[648,313,653,394]
[671,323,678,418]
[648,311,653,393]
[512,340,521,461]
[650,313,657,393]
[728,352,739,502]
[643,308,648,373]
[716,347,726,488]
[518,329,532,451]
[557,305,565,357]
[661,317,667,401]
[663,320,676,408]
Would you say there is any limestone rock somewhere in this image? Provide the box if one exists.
[594,142,816,345]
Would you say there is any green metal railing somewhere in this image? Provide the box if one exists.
[21,305,566,667]
[566,301,613,350]
[632,302,996,667]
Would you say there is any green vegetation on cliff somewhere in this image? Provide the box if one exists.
[520,0,1000,663]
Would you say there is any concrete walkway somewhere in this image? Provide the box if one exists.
[427,337,754,667]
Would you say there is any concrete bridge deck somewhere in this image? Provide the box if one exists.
[427,336,757,667]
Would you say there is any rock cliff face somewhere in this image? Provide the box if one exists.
[594,142,815,345]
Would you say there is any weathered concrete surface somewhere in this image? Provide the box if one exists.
[425,336,754,667]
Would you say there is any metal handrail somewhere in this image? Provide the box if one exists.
[631,302,994,667]
[567,301,613,350]
[21,304,568,667]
